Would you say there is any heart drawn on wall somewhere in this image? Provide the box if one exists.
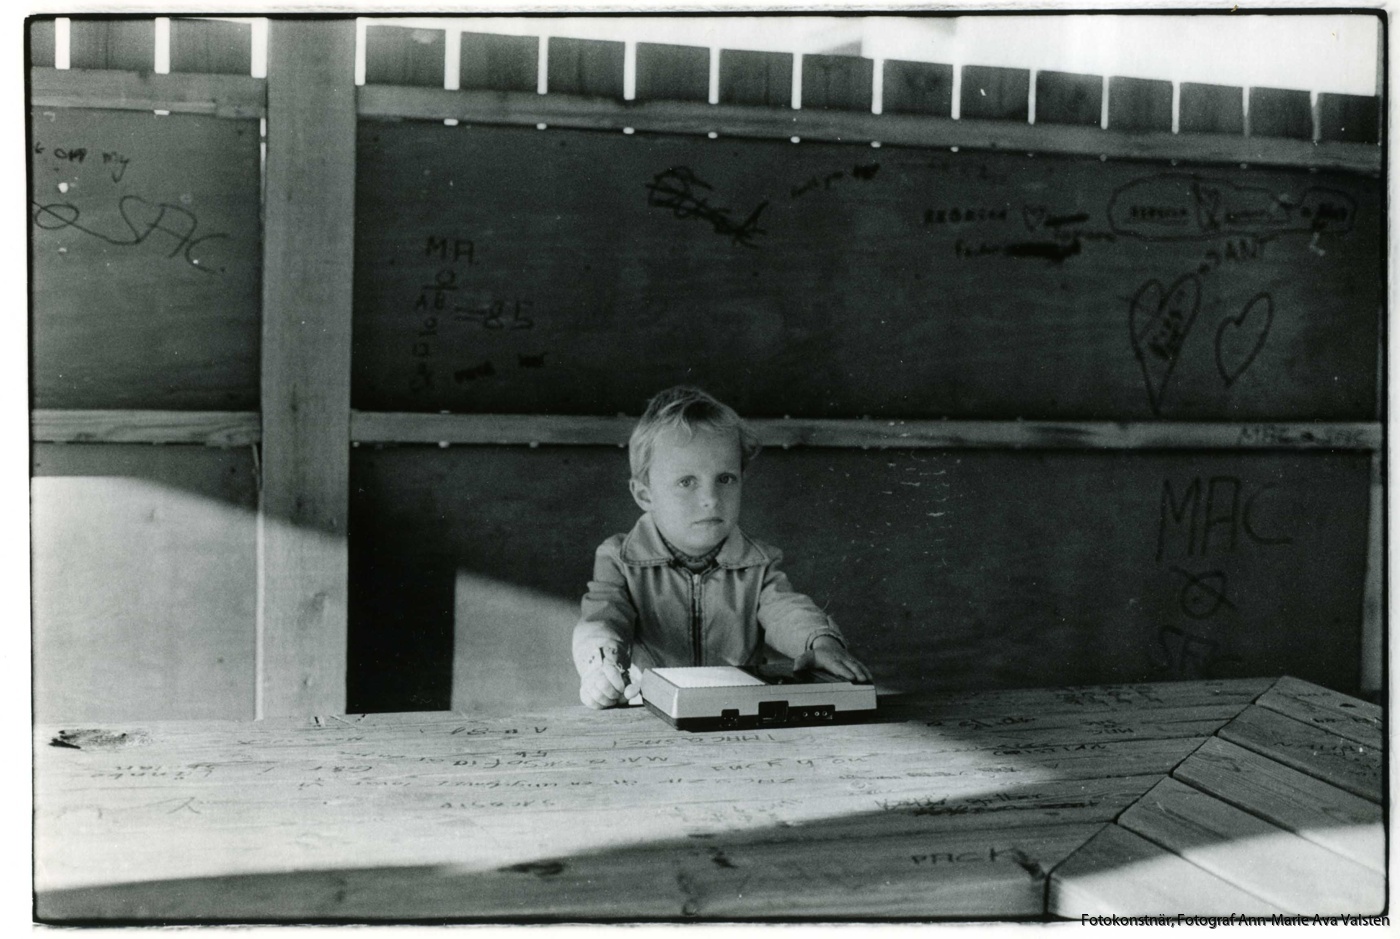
[1128,273,1202,416]
[1214,292,1274,387]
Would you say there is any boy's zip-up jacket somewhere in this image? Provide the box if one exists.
[572,513,846,676]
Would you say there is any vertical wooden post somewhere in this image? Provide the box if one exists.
[1360,451,1383,696]
[260,19,355,717]
[1360,330,1384,698]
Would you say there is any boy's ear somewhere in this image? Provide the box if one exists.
[629,478,652,513]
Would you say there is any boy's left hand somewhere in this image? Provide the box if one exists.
[796,636,873,684]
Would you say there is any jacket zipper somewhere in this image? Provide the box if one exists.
[690,571,703,666]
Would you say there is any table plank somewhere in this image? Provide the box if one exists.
[38,700,1224,767]
[917,703,1243,740]
[36,675,1265,748]
[1218,706,1381,803]
[1118,777,1384,914]
[1255,679,1382,750]
[1173,737,1383,873]
[1268,676,1383,723]
[40,822,1103,920]
[38,710,1214,802]
[884,678,1271,721]
[1049,823,1283,916]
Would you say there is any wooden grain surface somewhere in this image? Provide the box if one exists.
[30,107,262,409]
[34,703,1138,910]
[1254,683,1382,749]
[1218,706,1381,803]
[1172,737,1384,872]
[1050,823,1283,916]
[1117,777,1384,913]
[348,413,1381,451]
[39,822,1102,921]
[30,409,260,446]
[259,19,356,717]
[1362,453,1384,693]
[351,122,1380,420]
[1268,674,1383,723]
[349,446,1368,713]
[33,678,1381,921]
[30,69,267,118]
[353,86,1380,173]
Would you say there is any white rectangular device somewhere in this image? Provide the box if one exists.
[639,665,877,731]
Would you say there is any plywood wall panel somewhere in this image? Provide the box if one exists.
[352,123,1381,422]
[30,108,262,409]
[32,444,258,722]
[349,446,1368,713]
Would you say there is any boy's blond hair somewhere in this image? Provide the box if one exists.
[628,386,762,484]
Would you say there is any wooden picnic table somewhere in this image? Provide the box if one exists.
[34,676,1385,922]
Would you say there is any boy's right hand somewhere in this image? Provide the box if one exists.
[579,655,641,709]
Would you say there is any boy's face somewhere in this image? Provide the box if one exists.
[631,426,743,557]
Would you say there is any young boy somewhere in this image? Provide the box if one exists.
[573,386,872,709]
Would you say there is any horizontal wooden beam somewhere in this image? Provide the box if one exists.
[354,412,632,446]
[357,85,1380,174]
[31,410,260,446]
[30,67,265,118]
[350,413,1382,451]
[29,411,1380,452]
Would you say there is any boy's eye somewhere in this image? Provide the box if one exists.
[678,478,694,488]
[719,474,738,484]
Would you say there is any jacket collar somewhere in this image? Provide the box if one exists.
[619,513,771,570]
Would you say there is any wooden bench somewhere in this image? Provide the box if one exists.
[34,676,1384,921]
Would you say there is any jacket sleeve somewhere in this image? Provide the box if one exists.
[755,549,846,659]
[572,537,638,677]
